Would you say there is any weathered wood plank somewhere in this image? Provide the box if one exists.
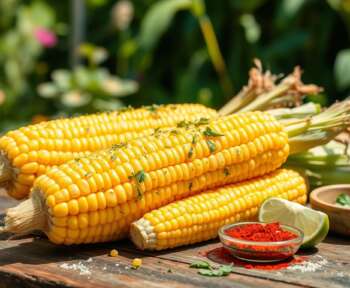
[0,194,349,288]
[0,237,301,288]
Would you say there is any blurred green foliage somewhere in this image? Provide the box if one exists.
[1,0,350,131]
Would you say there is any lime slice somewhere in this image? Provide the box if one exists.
[258,198,329,248]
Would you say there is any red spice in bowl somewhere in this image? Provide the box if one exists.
[218,222,303,263]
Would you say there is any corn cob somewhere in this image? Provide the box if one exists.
[0,104,217,199]
[130,169,307,250]
[1,103,349,245]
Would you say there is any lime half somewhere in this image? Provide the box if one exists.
[258,198,329,248]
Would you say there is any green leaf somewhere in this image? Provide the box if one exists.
[195,117,210,126]
[37,83,59,99]
[138,0,192,50]
[188,146,194,158]
[197,265,233,277]
[218,265,234,275]
[198,269,217,276]
[52,69,72,90]
[206,140,216,153]
[135,170,146,183]
[336,193,350,207]
[263,30,308,59]
[92,99,124,111]
[224,167,230,176]
[74,67,91,89]
[240,14,261,43]
[102,77,138,97]
[231,0,267,12]
[189,260,211,269]
[334,49,350,90]
[61,91,91,107]
[275,0,305,29]
[202,127,224,137]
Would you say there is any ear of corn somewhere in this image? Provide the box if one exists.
[130,169,307,250]
[1,111,290,244]
[0,104,217,199]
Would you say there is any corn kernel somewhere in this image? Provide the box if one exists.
[109,249,119,257]
[131,258,142,269]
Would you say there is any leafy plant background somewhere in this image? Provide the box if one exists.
[0,0,350,131]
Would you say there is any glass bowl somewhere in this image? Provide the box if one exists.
[218,222,304,263]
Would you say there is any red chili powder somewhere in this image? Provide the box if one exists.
[225,222,297,242]
[203,247,307,271]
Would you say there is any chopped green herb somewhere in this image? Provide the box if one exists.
[188,182,193,191]
[198,265,233,277]
[135,170,146,183]
[84,172,93,178]
[153,127,161,133]
[110,154,117,161]
[135,186,143,200]
[146,104,160,112]
[189,261,211,269]
[203,127,224,137]
[167,268,172,273]
[336,193,350,207]
[195,117,210,126]
[170,129,179,135]
[223,167,230,176]
[177,120,190,128]
[218,265,234,274]
[152,127,163,137]
[188,147,194,158]
[111,143,127,150]
[190,261,234,277]
[192,134,199,145]
[118,106,133,113]
[128,170,146,200]
[207,140,216,153]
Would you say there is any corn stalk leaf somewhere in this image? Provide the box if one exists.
[138,0,192,51]
[335,49,350,90]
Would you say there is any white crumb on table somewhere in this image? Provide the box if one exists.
[287,255,328,273]
[59,261,92,276]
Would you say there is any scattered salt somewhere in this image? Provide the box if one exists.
[103,266,107,271]
[287,256,328,273]
[86,258,93,263]
[60,261,91,276]
[115,263,120,267]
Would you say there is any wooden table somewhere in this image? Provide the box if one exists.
[0,193,349,288]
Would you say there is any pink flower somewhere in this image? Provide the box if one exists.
[34,27,57,48]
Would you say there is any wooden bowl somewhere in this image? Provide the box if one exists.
[310,185,350,236]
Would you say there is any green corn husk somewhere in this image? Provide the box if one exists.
[286,140,350,189]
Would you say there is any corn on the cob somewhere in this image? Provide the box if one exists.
[1,103,349,245]
[1,111,290,244]
[0,104,217,199]
[130,169,307,250]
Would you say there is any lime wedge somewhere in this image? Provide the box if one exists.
[258,198,329,248]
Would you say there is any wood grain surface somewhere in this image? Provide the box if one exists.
[0,193,349,288]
